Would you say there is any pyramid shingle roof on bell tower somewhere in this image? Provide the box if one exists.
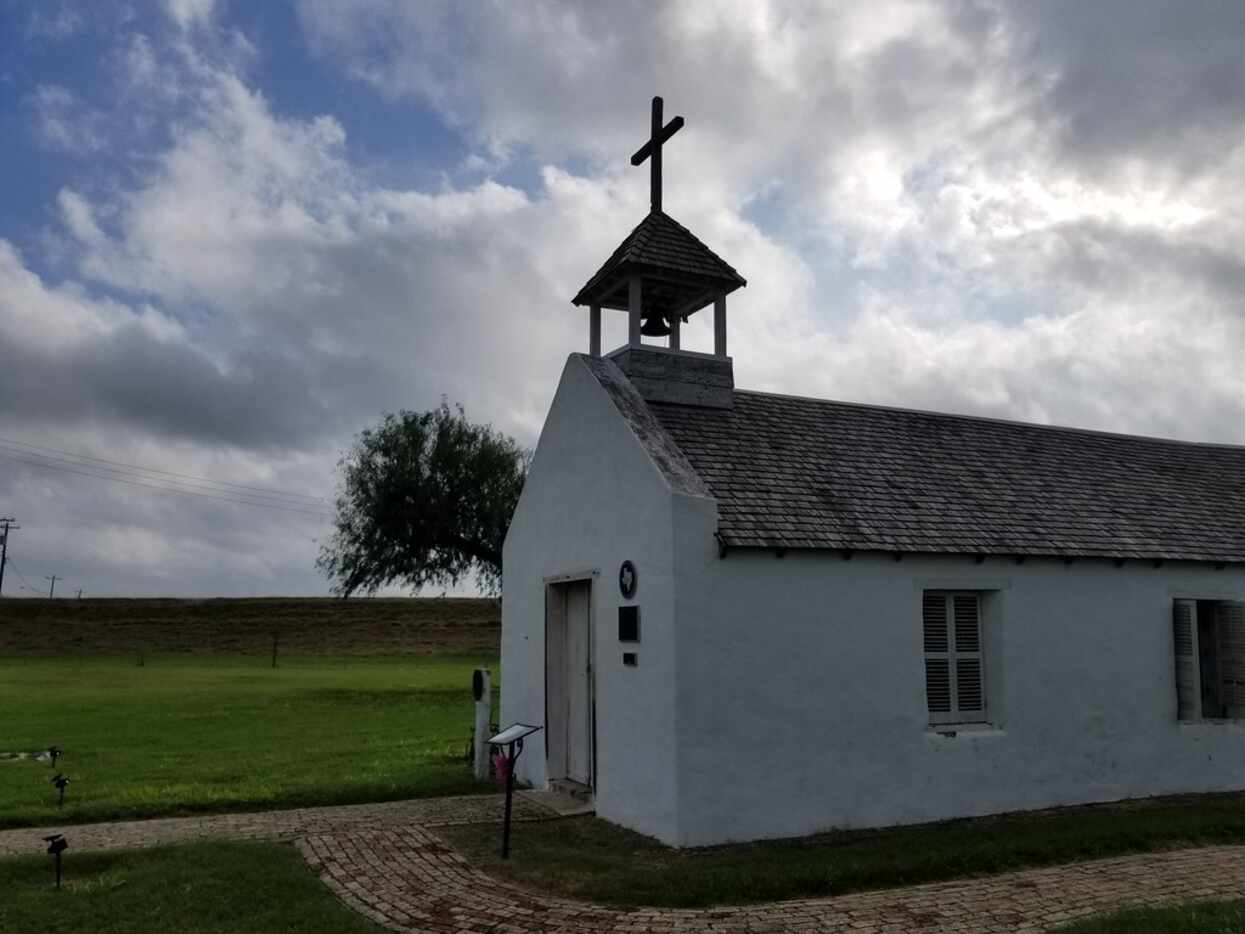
[571,210,746,312]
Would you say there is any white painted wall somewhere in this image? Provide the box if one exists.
[502,355,703,842]
[672,537,1245,846]
[507,357,1245,847]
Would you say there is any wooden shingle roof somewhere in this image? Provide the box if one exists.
[643,389,1245,563]
[572,211,746,312]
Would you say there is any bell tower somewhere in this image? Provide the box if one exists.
[571,96,746,408]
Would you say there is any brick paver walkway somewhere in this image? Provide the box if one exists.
[0,794,553,857]
[299,828,1245,934]
[8,795,1245,931]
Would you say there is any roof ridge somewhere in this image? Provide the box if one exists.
[731,387,1245,453]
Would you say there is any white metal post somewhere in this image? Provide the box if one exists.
[473,669,492,781]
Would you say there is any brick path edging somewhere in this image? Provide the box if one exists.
[6,793,1245,932]
[299,828,1245,934]
[0,794,553,858]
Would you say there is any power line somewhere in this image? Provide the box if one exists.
[6,557,80,598]
[0,435,328,504]
[0,438,328,505]
[0,450,335,518]
[4,558,40,595]
[0,441,327,511]
[0,450,333,518]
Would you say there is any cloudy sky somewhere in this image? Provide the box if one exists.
[1,1,1244,597]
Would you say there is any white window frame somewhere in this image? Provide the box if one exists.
[923,590,988,726]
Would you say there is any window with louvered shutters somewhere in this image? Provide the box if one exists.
[1215,602,1245,719]
[923,591,987,725]
[1172,599,1200,721]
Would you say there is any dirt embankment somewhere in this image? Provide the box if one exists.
[0,597,500,656]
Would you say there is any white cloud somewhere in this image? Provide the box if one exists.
[122,33,184,101]
[29,85,107,154]
[0,41,654,594]
[164,0,218,31]
[26,6,84,41]
[297,0,1245,439]
[8,0,1245,596]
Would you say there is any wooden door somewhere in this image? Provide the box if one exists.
[563,580,592,785]
[545,579,593,787]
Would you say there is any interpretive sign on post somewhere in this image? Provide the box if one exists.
[487,723,541,858]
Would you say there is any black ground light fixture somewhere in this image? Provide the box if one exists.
[51,773,70,808]
[47,746,61,768]
[44,834,67,889]
[486,723,541,859]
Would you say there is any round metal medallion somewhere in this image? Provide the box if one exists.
[618,560,638,600]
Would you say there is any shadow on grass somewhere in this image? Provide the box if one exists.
[0,840,382,934]
[441,792,1245,909]
[1054,899,1245,933]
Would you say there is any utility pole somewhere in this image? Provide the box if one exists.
[0,518,17,597]
[45,575,59,598]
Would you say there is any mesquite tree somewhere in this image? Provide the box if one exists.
[318,403,528,596]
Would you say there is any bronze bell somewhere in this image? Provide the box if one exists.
[639,311,671,337]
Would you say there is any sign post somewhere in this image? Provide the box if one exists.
[486,723,541,859]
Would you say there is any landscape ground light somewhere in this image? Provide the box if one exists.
[43,834,67,889]
[51,773,70,808]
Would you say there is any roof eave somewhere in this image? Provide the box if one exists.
[713,540,1245,567]
[572,263,746,307]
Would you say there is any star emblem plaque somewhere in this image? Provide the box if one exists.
[619,560,638,600]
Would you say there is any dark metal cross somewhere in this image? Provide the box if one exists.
[630,96,684,213]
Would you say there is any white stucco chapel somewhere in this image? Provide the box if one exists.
[500,97,1245,847]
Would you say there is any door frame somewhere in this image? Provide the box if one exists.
[543,571,597,789]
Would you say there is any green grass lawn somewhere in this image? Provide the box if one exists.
[0,840,382,933]
[0,654,497,828]
[1052,900,1245,933]
[443,795,1245,909]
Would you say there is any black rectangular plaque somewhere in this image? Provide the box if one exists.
[623,652,638,667]
[618,606,640,642]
